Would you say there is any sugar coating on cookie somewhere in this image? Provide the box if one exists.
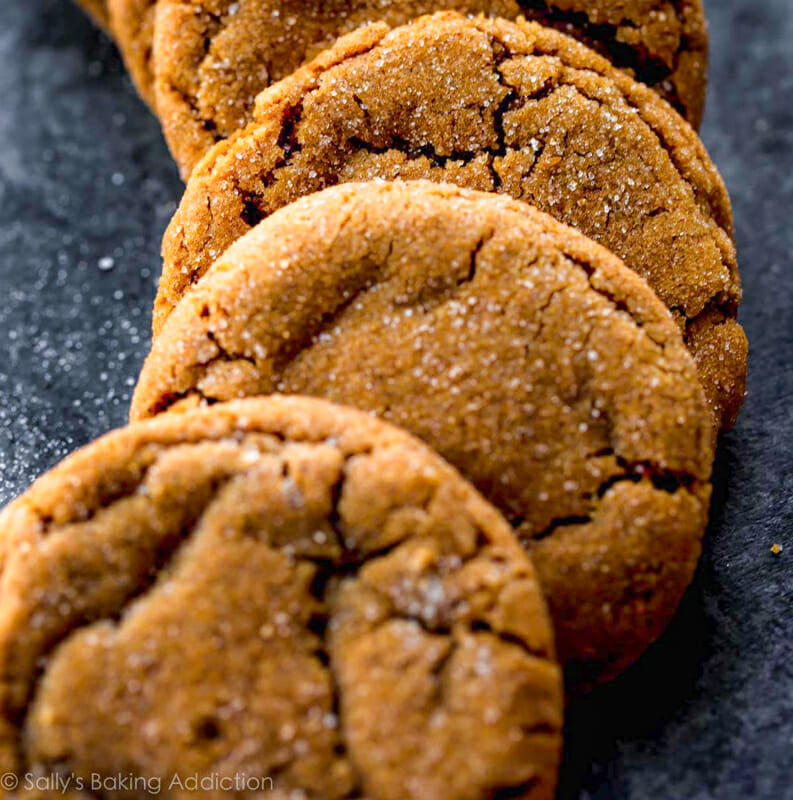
[0,396,562,798]
[156,12,745,430]
[154,0,708,178]
[108,0,157,107]
[137,181,714,685]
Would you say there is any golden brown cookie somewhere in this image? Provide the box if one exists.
[155,13,745,431]
[108,0,157,107]
[0,396,562,799]
[154,0,708,178]
[75,0,110,29]
[135,181,714,686]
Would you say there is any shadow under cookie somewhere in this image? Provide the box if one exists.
[0,395,562,799]
[135,180,715,689]
[155,12,745,431]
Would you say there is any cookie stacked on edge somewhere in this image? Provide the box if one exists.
[8,3,747,797]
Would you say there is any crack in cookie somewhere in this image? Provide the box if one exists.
[137,181,715,686]
[0,396,562,799]
[155,14,745,430]
[151,0,707,178]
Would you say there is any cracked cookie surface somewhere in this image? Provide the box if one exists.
[153,0,708,179]
[156,12,745,431]
[137,181,714,686]
[0,396,562,799]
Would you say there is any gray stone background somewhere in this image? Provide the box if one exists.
[0,0,791,797]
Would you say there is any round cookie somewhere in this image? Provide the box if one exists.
[0,396,562,798]
[75,0,110,29]
[135,181,715,686]
[108,0,157,107]
[154,0,708,178]
[155,12,745,431]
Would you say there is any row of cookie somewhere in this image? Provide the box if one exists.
[137,0,751,708]
[76,0,747,424]
[83,0,709,176]
[141,10,746,431]
[132,177,716,691]
[1,176,712,798]
[126,2,748,661]
[73,0,749,700]
[7,3,745,795]
[76,0,749,434]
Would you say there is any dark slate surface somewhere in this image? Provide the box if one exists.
[0,0,791,797]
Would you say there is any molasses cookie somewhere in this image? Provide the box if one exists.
[154,0,707,178]
[155,13,745,431]
[0,396,562,799]
[135,181,715,686]
[75,0,110,29]
[108,0,157,107]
